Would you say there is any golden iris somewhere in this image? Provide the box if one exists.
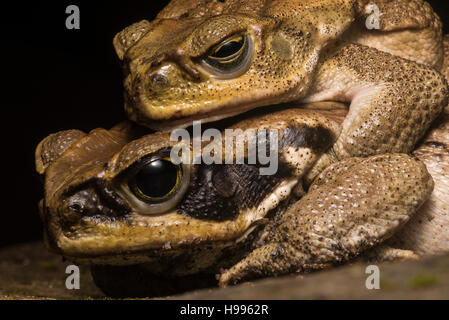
[204,34,249,72]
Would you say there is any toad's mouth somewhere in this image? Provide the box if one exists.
[50,233,236,268]
[131,87,308,132]
[139,103,262,132]
[46,211,244,265]
[44,208,271,271]
[141,100,350,137]
[44,201,269,266]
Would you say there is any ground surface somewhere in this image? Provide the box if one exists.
[1,242,448,300]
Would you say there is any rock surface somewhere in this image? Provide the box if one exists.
[0,242,448,300]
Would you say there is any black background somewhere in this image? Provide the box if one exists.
[1,1,448,248]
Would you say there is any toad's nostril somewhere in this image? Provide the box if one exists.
[68,202,83,214]
[151,73,169,87]
[66,189,99,216]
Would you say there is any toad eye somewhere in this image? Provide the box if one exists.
[119,156,190,215]
[201,34,253,79]
[129,159,182,201]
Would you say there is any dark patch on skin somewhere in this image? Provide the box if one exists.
[178,165,239,221]
[63,178,131,221]
[212,167,237,198]
[178,163,292,222]
[424,141,448,150]
[96,179,132,216]
[280,124,335,154]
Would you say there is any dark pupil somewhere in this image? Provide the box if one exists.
[213,39,243,58]
[134,160,178,198]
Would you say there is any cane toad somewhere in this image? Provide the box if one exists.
[114,0,448,160]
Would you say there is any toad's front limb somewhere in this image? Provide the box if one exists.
[305,43,448,159]
[219,154,433,287]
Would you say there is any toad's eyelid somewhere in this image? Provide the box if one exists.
[104,132,177,179]
[119,154,165,179]
[189,25,248,58]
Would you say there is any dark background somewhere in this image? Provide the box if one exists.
[1,1,448,248]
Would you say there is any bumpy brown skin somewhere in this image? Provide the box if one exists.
[219,154,433,286]
[114,0,448,162]
[387,124,449,256]
[386,37,449,256]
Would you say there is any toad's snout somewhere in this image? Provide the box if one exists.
[64,184,130,219]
